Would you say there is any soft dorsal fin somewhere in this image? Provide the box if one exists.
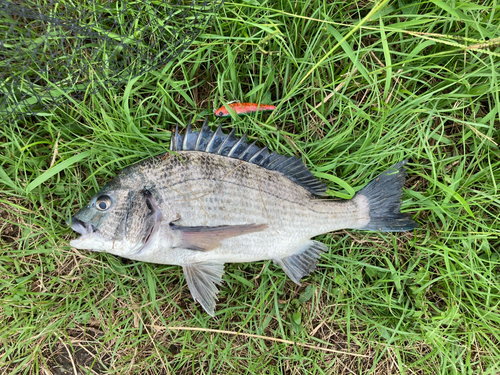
[170,118,328,196]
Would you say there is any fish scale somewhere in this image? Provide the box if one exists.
[70,118,418,316]
[155,154,343,230]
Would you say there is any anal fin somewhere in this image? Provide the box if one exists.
[274,241,328,285]
[183,263,225,316]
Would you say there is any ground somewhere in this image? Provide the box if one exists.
[1,0,500,374]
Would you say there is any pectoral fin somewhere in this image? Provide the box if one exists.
[183,263,225,316]
[171,223,267,251]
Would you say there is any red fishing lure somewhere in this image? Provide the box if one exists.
[214,102,276,117]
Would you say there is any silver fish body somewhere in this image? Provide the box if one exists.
[70,119,417,315]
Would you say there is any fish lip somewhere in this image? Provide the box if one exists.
[70,217,97,238]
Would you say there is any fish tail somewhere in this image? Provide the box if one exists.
[353,160,418,232]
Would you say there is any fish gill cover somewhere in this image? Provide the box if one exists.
[0,0,223,122]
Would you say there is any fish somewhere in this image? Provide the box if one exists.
[214,102,276,117]
[69,118,417,316]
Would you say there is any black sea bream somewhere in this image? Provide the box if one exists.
[70,119,417,315]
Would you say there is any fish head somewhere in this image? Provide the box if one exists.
[69,186,163,258]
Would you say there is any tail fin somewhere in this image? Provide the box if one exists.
[355,160,417,232]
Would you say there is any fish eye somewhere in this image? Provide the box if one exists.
[95,195,112,211]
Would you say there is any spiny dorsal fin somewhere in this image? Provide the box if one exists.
[170,118,328,196]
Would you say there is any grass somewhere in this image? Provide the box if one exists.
[1,0,500,373]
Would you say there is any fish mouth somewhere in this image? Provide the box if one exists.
[70,217,97,238]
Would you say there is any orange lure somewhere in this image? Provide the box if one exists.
[214,102,276,117]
